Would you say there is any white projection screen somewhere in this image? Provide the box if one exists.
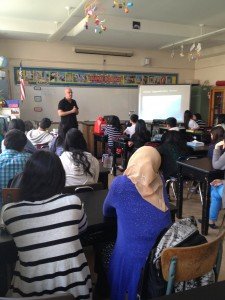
[138,85,191,122]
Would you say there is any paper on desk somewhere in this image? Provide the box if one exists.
[187,140,204,147]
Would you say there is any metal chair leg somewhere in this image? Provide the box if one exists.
[166,256,177,295]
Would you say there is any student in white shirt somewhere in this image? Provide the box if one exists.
[184,110,199,130]
[60,128,99,186]
[27,118,53,146]
[123,114,138,137]
[165,117,179,131]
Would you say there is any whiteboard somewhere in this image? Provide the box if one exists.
[16,85,139,122]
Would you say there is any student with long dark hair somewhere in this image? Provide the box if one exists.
[104,115,122,150]
[216,114,225,129]
[1,151,92,298]
[184,110,199,130]
[49,123,69,156]
[207,126,225,158]
[60,128,99,186]
[157,130,190,179]
[193,113,206,128]
[128,119,151,149]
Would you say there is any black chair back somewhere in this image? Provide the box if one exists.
[62,182,104,194]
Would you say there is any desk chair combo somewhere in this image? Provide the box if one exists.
[161,231,225,295]
[166,156,204,204]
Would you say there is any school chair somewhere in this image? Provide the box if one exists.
[62,182,104,194]
[161,231,225,295]
[2,188,21,205]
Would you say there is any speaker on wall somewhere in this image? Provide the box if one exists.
[142,57,151,66]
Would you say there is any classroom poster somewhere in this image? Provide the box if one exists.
[14,67,178,88]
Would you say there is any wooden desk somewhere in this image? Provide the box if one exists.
[154,281,225,300]
[177,157,224,235]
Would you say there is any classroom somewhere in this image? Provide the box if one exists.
[0,0,225,299]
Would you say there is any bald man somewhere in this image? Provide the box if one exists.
[58,87,79,129]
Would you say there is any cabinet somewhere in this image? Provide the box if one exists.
[80,121,95,154]
[209,86,225,126]
[190,86,211,125]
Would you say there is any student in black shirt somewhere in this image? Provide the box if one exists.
[58,87,79,129]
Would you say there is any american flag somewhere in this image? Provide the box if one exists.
[19,61,26,101]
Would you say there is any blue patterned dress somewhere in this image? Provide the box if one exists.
[103,175,172,300]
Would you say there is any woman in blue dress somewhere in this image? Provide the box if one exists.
[103,146,172,300]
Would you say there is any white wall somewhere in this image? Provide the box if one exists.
[195,54,225,85]
[0,39,195,121]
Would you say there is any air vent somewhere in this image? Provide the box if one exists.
[74,48,133,57]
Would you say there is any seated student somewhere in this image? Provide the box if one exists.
[1,119,36,154]
[104,115,122,151]
[24,120,34,134]
[199,138,225,229]
[128,119,151,149]
[60,128,99,186]
[49,123,69,156]
[0,129,31,207]
[184,110,199,130]
[103,146,171,300]
[123,114,138,137]
[207,126,224,158]
[193,113,206,128]
[27,117,53,146]
[1,151,92,298]
[165,117,179,131]
[161,117,179,143]
[0,123,4,143]
[216,114,225,129]
[157,130,190,180]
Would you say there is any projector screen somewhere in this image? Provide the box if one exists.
[138,85,191,122]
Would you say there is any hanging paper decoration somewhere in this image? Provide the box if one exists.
[112,0,133,13]
[84,0,106,34]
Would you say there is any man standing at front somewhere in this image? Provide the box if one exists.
[58,87,79,129]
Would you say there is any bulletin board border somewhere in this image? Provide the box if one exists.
[14,67,178,88]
